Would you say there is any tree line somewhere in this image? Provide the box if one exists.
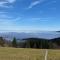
[0,37,60,49]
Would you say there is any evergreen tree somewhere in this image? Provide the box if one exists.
[12,37,17,47]
[0,37,5,47]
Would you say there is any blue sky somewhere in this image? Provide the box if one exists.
[0,0,59,32]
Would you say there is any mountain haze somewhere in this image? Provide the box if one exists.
[0,31,60,40]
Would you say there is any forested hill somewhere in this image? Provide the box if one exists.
[22,38,60,49]
[0,37,60,49]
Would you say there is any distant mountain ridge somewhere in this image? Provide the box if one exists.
[56,31,60,32]
[0,31,60,40]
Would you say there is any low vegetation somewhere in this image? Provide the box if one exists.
[0,48,60,60]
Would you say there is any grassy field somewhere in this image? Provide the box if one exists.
[0,47,60,60]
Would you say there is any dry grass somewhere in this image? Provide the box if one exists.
[0,47,60,60]
[48,49,60,60]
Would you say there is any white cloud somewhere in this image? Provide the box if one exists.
[13,17,22,21]
[28,0,44,9]
[27,0,56,9]
[45,0,56,6]
[0,14,13,19]
[0,11,7,14]
[0,15,23,32]
[0,0,16,8]
[7,0,16,3]
[28,1,40,9]
[31,17,49,21]
[0,13,22,23]
[24,17,49,22]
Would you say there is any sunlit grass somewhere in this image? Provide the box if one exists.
[0,47,60,60]
[48,49,60,60]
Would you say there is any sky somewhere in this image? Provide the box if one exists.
[0,0,59,32]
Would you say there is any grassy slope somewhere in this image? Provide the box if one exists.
[0,47,60,60]
[48,49,60,60]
